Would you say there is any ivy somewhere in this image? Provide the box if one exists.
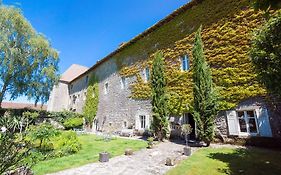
[83,74,99,128]
[119,0,269,115]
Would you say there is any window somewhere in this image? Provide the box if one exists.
[104,83,109,94]
[85,76,89,84]
[181,55,190,71]
[123,121,127,128]
[121,77,126,89]
[144,67,150,82]
[72,95,77,104]
[140,115,146,129]
[237,110,258,134]
[70,84,73,90]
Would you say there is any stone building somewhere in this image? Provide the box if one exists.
[48,0,281,139]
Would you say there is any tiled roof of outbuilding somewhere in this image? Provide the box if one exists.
[1,102,47,110]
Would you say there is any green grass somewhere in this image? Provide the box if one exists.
[33,134,147,175]
[167,147,281,175]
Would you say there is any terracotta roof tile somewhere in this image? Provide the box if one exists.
[1,102,47,110]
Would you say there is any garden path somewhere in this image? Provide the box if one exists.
[48,140,242,175]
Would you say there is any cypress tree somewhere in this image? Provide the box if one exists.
[151,51,169,141]
[192,26,218,146]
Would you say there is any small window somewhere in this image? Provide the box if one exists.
[121,77,126,89]
[140,115,146,129]
[123,121,127,128]
[181,55,190,71]
[70,84,73,90]
[85,76,89,84]
[237,110,258,134]
[72,95,77,104]
[144,67,150,82]
[104,83,109,94]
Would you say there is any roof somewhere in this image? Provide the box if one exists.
[70,0,201,83]
[1,102,47,110]
[60,64,89,83]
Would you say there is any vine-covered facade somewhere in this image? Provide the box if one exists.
[48,0,281,138]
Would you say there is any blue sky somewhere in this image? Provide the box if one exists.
[3,0,188,103]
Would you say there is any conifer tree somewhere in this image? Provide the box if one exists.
[192,26,218,146]
[151,51,169,141]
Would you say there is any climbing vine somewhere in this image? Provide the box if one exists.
[83,74,99,128]
[113,0,276,115]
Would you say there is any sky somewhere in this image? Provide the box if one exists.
[3,0,188,103]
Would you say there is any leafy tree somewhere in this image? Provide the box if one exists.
[0,5,59,106]
[192,26,218,146]
[151,51,169,141]
[83,74,99,129]
[27,123,59,149]
[250,11,281,97]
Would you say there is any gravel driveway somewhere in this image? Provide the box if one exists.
[48,141,192,175]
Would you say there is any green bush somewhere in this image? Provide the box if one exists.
[63,117,83,130]
[48,110,84,123]
[51,131,81,157]
[27,123,60,150]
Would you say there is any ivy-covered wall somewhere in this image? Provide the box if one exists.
[111,0,268,115]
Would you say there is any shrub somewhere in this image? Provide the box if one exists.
[63,117,83,130]
[27,123,60,150]
[51,131,81,157]
[48,110,84,124]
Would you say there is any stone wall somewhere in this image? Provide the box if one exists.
[68,74,89,113]
[47,82,69,112]
[92,58,152,132]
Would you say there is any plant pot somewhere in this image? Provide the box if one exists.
[183,146,191,156]
[99,152,110,162]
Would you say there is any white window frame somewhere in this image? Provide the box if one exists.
[180,55,190,71]
[236,110,259,136]
[104,82,109,94]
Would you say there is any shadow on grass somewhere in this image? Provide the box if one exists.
[208,148,281,175]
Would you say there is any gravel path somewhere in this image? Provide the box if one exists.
[48,141,244,175]
[48,141,194,175]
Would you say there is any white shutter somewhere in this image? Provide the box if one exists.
[145,115,150,129]
[257,108,272,137]
[226,110,239,136]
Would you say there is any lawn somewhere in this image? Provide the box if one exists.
[33,134,147,175]
[167,147,281,175]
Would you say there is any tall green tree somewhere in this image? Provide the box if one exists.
[192,26,218,146]
[83,74,99,129]
[250,11,281,97]
[151,51,169,141]
[0,5,59,105]
[252,0,280,11]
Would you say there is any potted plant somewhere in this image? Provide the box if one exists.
[147,137,154,149]
[181,124,192,156]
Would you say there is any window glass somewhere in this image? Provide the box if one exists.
[140,115,146,129]
[145,67,150,82]
[238,111,247,132]
[121,77,126,89]
[181,55,190,71]
[104,83,108,94]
